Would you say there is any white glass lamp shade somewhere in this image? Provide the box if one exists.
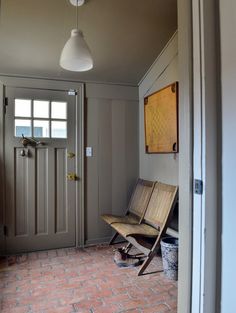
[60,29,93,72]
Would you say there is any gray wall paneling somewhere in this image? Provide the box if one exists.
[85,84,139,245]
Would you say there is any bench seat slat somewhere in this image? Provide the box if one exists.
[101,214,140,225]
[111,222,159,238]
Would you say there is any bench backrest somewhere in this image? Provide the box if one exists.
[143,182,178,229]
[128,179,155,218]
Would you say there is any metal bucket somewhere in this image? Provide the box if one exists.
[161,237,179,281]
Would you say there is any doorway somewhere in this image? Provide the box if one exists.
[0,78,85,254]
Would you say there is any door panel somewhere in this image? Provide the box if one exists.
[4,87,77,253]
[36,148,48,235]
[55,148,67,233]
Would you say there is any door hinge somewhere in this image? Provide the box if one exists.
[68,89,77,96]
[194,179,203,195]
[3,225,8,236]
[4,97,8,114]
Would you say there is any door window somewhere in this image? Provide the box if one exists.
[14,99,67,138]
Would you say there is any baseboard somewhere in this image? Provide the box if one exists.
[0,224,5,255]
[84,235,126,247]
[85,236,111,246]
[166,227,179,238]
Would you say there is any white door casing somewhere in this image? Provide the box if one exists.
[191,0,220,312]
[192,0,204,311]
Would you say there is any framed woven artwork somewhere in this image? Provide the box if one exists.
[144,82,178,153]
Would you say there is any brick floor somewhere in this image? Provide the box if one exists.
[0,244,177,313]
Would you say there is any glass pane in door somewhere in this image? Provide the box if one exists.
[15,99,31,117]
[33,100,49,118]
[51,102,67,119]
[51,121,67,138]
[15,119,32,137]
[33,120,50,137]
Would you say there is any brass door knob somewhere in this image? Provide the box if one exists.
[67,173,77,181]
[67,152,75,159]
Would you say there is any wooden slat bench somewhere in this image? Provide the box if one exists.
[109,182,178,275]
[101,179,155,245]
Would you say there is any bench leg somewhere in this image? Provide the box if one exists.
[137,252,155,276]
[124,243,133,253]
[109,232,119,245]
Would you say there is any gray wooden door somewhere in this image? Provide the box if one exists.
[4,87,77,253]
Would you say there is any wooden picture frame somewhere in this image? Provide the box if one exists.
[144,82,179,154]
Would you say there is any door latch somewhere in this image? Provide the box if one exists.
[68,89,77,96]
[194,179,203,195]
[3,225,8,236]
[4,97,8,114]
[21,134,45,147]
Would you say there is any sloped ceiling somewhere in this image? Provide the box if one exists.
[0,0,177,85]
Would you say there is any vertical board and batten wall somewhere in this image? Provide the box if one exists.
[85,83,139,245]
[138,32,179,185]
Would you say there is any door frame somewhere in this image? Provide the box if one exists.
[0,76,85,251]
[178,0,221,312]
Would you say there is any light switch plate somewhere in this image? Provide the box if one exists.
[86,147,93,157]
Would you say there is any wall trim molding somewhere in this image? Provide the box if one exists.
[138,30,178,87]
[0,73,138,88]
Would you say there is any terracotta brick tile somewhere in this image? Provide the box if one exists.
[119,309,142,313]
[128,286,155,299]
[145,292,171,305]
[43,306,74,313]
[59,295,86,306]
[1,306,30,313]
[88,287,114,299]
[168,288,178,298]
[165,298,177,310]
[57,249,68,257]
[29,299,59,311]
[92,303,121,313]
[121,299,149,311]
[37,251,48,259]
[65,248,78,255]
[141,303,170,313]
[71,310,91,313]
[1,298,18,310]
[28,252,38,260]
[104,293,131,305]
[0,245,177,313]
[47,250,58,258]
[72,298,103,311]
[73,285,99,298]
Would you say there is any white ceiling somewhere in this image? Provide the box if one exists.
[0,0,177,85]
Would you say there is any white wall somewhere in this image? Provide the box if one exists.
[220,1,236,312]
[138,32,178,185]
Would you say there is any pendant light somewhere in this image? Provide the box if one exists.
[60,0,93,72]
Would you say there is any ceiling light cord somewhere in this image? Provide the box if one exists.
[76,0,78,30]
